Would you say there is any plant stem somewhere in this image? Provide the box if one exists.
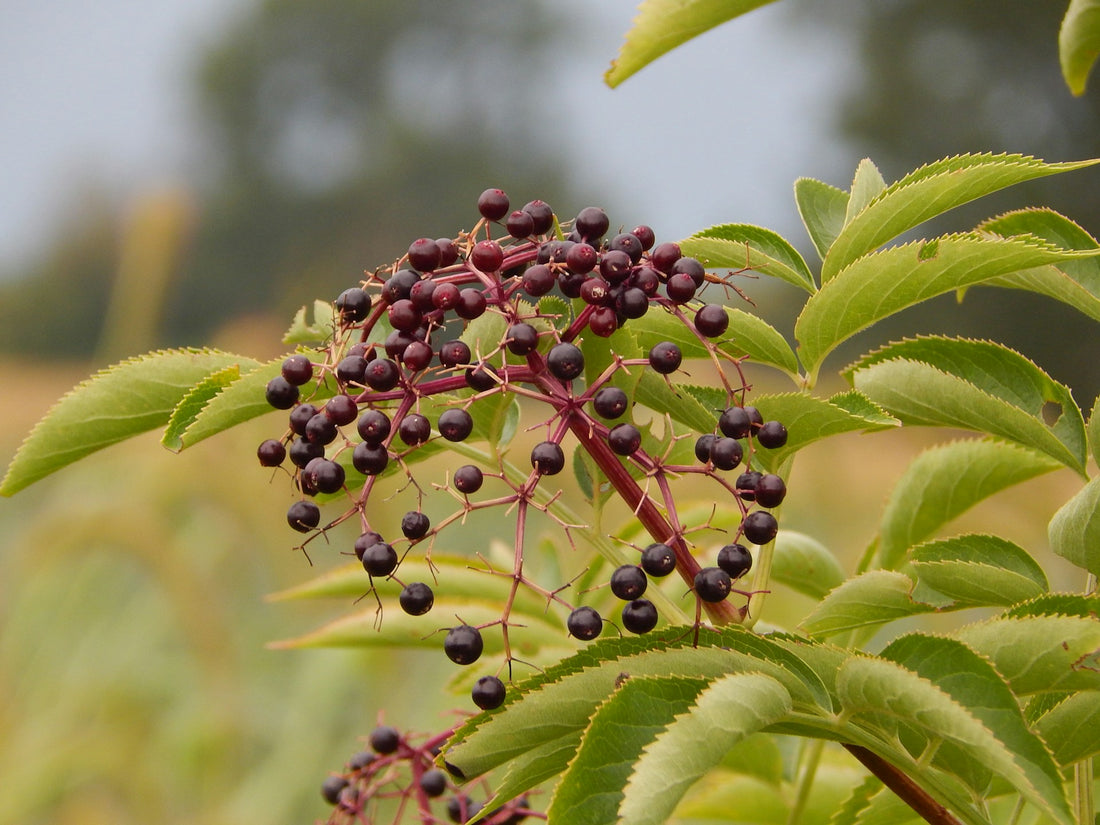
[786,739,824,825]
[843,744,964,825]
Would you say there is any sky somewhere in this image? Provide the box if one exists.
[0,1,856,276]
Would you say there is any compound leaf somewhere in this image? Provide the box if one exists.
[800,571,935,638]
[682,222,816,294]
[794,176,849,261]
[909,535,1048,606]
[161,361,259,450]
[1048,476,1100,577]
[1033,690,1100,765]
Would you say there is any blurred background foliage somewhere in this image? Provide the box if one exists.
[1,1,1098,824]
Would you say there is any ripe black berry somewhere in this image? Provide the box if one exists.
[530,441,565,475]
[743,510,779,545]
[288,436,324,468]
[589,306,619,337]
[694,566,732,602]
[257,439,286,467]
[471,675,506,710]
[353,530,384,560]
[362,541,398,576]
[717,543,753,579]
[477,188,510,221]
[506,209,535,239]
[599,249,633,283]
[664,272,697,304]
[648,341,682,374]
[265,376,299,409]
[356,409,391,444]
[402,340,434,371]
[438,408,474,442]
[387,299,422,332]
[420,768,449,797]
[719,407,752,439]
[522,264,556,297]
[610,564,648,600]
[470,240,504,273]
[444,625,484,665]
[754,473,787,508]
[616,286,649,319]
[694,304,729,338]
[672,256,706,287]
[650,241,681,274]
[506,323,540,356]
[447,796,483,824]
[592,386,629,419]
[621,599,659,634]
[336,287,371,322]
[522,200,554,234]
[439,340,472,369]
[609,232,644,264]
[383,270,420,303]
[694,434,715,463]
[399,582,434,615]
[352,442,389,475]
[348,750,376,771]
[308,458,346,494]
[454,289,488,320]
[324,394,358,426]
[289,403,317,435]
[305,412,338,446]
[398,413,431,446]
[432,282,460,310]
[631,224,656,250]
[322,775,349,805]
[369,725,401,754]
[287,500,321,532]
[465,362,499,392]
[281,354,314,385]
[608,423,642,456]
[756,420,789,448]
[408,237,442,272]
[567,606,603,641]
[547,342,584,381]
[336,354,368,386]
[453,464,484,494]
[401,510,431,540]
[364,358,400,391]
[736,471,762,501]
[566,242,598,274]
[709,437,743,471]
[640,542,676,576]
[574,206,609,242]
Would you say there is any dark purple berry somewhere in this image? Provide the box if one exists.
[352,442,389,475]
[401,510,431,540]
[579,276,611,306]
[444,625,484,665]
[465,362,499,392]
[522,263,555,297]
[471,675,506,710]
[438,408,474,442]
[505,209,535,239]
[694,567,732,602]
[592,386,629,419]
[743,511,779,545]
[362,541,398,576]
[547,342,584,381]
[694,434,715,463]
[631,225,656,250]
[608,422,641,456]
[567,606,603,641]
[649,242,681,274]
[557,270,585,298]
[477,188,510,221]
[336,287,371,322]
[335,355,368,386]
[402,340,434,372]
[754,473,787,508]
[287,500,321,532]
[588,306,619,337]
[470,240,504,273]
[348,750,376,771]
[364,358,401,391]
[454,464,484,494]
[506,323,539,356]
[399,582,434,615]
[432,282,461,310]
[353,531,385,561]
[439,339,473,369]
[369,725,401,754]
[447,797,483,824]
[289,402,318,435]
[257,439,286,467]
[756,421,788,449]
[288,436,324,468]
[281,354,313,385]
[566,242,598,274]
[408,237,442,272]
[610,565,648,600]
[640,542,676,576]
[665,272,697,304]
[322,776,349,805]
[599,249,633,283]
[522,200,554,234]
[574,207,609,242]
[621,599,658,634]
[399,413,431,446]
[631,267,661,296]
[717,543,753,579]
[324,394,358,426]
[709,437,743,471]
[356,409,391,444]
[530,441,565,475]
[388,299,422,333]
[672,256,706,287]
[409,278,437,310]
[648,341,682,374]
[719,407,753,439]
[615,286,649,319]
[308,458,346,494]
[694,304,729,338]
[736,471,762,501]
[305,412,338,445]
[265,376,299,409]
[382,270,420,303]
[609,232,643,264]
[420,768,448,797]
[454,289,487,320]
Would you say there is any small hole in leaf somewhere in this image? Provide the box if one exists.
[1041,401,1062,426]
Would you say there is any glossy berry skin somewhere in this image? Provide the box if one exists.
[336,355,368,386]
[719,407,752,439]
[287,500,321,532]
[465,362,499,392]
[608,423,642,456]
[308,458,345,495]
[736,471,762,501]
[546,342,584,381]
[439,340,472,369]
[694,566,732,602]
[369,725,401,754]
[694,434,715,463]
[530,441,565,475]
[610,565,648,600]
[402,340,434,372]
[522,199,554,234]
[420,768,448,797]
[754,473,787,508]
[756,420,789,448]
[362,542,398,576]
[401,510,430,540]
[664,272,697,304]
[717,543,753,579]
[609,232,644,264]
[709,437,743,471]
[364,358,401,391]
[288,437,324,468]
[324,394,358,426]
[574,206,609,241]
[432,282,460,310]
[743,510,779,545]
[648,341,683,374]
[321,776,349,805]
[631,224,656,250]
[470,240,504,273]
[407,237,442,272]
[477,188,509,221]
[471,675,506,710]
[353,531,385,561]
[592,386,629,419]
[650,241,681,274]
[444,625,484,665]
[265,376,299,409]
[289,403,318,435]
[621,599,658,634]
[398,413,431,446]
[567,606,603,641]
[505,323,539,356]
[672,256,706,287]
[505,209,535,239]
[522,264,556,296]
[588,306,619,337]
[281,354,314,385]
[336,287,371,322]
[454,289,487,320]
[304,413,338,446]
[640,542,676,576]
[453,464,484,494]
[357,409,391,444]
[565,242,598,274]
[257,439,286,467]
[694,304,729,338]
[437,408,474,442]
[352,442,389,475]
[399,582,434,615]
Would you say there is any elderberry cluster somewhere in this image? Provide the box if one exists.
[258,188,790,716]
[319,722,530,825]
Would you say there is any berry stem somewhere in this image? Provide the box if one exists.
[842,744,964,825]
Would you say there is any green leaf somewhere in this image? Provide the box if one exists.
[954,610,1100,694]
[1,349,256,496]
[283,299,336,345]
[820,154,1100,283]
[681,223,816,294]
[634,371,718,435]
[1048,476,1100,577]
[799,571,935,638]
[1060,0,1100,94]
[879,633,1072,824]
[770,531,847,600]
[546,676,710,825]
[845,158,888,225]
[161,361,260,450]
[604,0,779,87]
[1034,690,1100,764]
[909,534,1048,607]
[1090,393,1100,468]
[875,439,1061,569]
[796,232,1099,374]
[794,176,849,261]
[618,673,793,825]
